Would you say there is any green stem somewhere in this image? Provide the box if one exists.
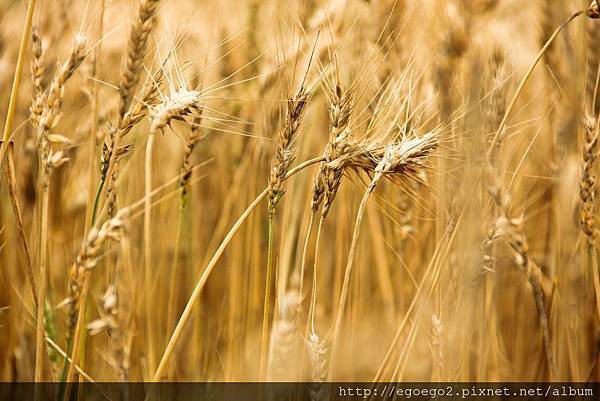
[90,176,106,226]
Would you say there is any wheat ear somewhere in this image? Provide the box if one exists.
[267,290,300,380]
[487,167,555,379]
[295,85,352,378]
[580,114,600,325]
[63,211,127,396]
[261,88,309,379]
[96,0,161,227]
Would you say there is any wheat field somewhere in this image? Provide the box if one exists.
[0,0,599,386]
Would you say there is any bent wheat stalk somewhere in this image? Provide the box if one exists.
[329,134,437,380]
[487,9,585,158]
[3,142,37,305]
[153,155,325,381]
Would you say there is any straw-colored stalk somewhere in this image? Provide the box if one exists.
[34,177,50,382]
[0,0,37,172]
[487,9,585,157]
[587,2,600,115]
[4,142,36,304]
[144,130,157,373]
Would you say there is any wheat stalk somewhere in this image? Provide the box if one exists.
[487,9,586,157]
[588,2,600,115]
[0,0,37,172]
[3,142,37,305]
[430,314,444,380]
